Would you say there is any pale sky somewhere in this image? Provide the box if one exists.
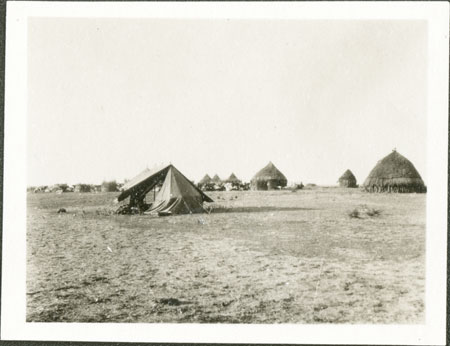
[27,18,427,186]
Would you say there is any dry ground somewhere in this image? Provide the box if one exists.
[26,188,425,323]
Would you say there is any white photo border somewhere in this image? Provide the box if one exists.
[2,1,448,344]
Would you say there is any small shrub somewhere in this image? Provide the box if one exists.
[291,183,304,192]
[62,184,70,191]
[75,184,92,193]
[348,208,360,218]
[366,208,382,217]
[158,298,183,306]
[102,180,118,192]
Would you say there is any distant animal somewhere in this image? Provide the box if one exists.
[57,208,67,214]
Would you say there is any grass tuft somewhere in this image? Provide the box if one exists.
[348,208,360,219]
[366,208,382,217]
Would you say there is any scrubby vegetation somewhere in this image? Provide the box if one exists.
[101,181,119,192]
[366,208,382,217]
[348,208,360,219]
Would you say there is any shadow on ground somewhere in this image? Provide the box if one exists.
[210,206,315,214]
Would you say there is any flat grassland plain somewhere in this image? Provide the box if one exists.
[27,188,425,323]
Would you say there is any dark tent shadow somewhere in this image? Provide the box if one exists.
[209,206,315,214]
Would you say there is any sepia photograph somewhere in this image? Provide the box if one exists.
[1,1,448,344]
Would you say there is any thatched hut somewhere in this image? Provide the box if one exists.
[338,169,357,188]
[251,162,287,190]
[198,174,212,187]
[225,173,241,185]
[211,174,222,185]
[363,150,426,193]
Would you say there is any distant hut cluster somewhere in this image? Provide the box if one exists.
[197,174,221,191]
[198,173,248,191]
[30,149,426,218]
[197,161,289,192]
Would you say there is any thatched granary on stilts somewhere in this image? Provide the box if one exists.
[251,162,287,190]
[338,169,357,188]
[363,150,426,193]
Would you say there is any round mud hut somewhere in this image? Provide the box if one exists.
[363,150,426,193]
[338,169,357,188]
[251,162,287,190]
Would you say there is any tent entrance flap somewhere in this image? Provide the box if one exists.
[145,196,206,215]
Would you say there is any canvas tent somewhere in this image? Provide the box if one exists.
[117,164,213,215]
[338,169,357,188]
[251,162,287,190]
[363,150,426,193]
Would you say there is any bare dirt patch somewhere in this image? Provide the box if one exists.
[27,188,425,323]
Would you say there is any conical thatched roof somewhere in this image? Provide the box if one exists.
[339,169,356,181]
[338,169,357,187]
[225,173,241,184]
[199,174,212,185]
[252,162,287,182]
[363,150,426,193]
[211,174,222,184]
